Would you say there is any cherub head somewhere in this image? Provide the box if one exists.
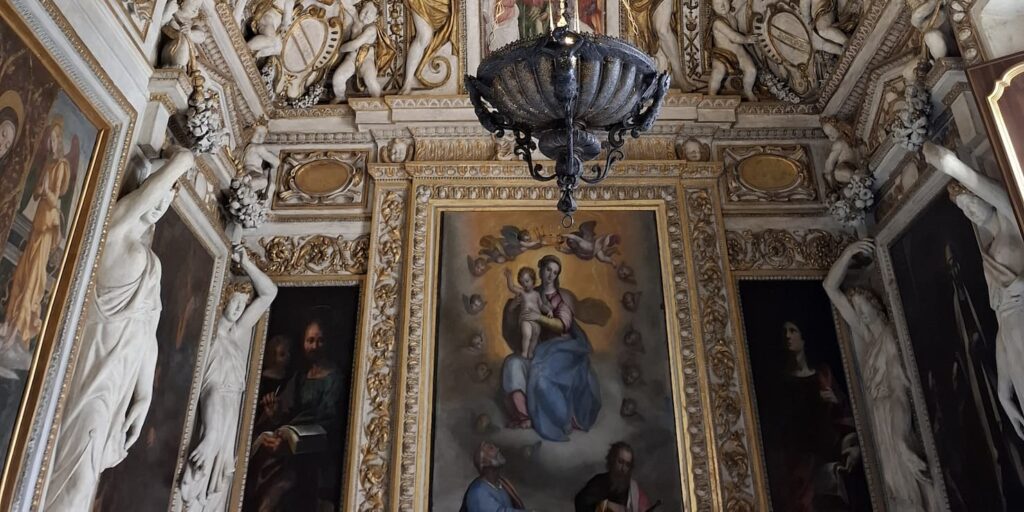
[251,124,268,144]
[359,2,378,24]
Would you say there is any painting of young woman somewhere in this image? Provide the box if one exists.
[430,210,684,511]
[890,194,1024,511]
[92,208,216,511]
[241,285,360,512]
[738,279,872,512]
[0,7,107,474]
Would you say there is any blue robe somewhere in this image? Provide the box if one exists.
[460,477,526,512]
[526,322,602,441]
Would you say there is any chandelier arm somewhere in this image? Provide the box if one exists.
[514,129,554,181]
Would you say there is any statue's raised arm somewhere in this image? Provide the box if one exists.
[233,245,278,333]
[110,146,195,234]
[922,142,1016,222]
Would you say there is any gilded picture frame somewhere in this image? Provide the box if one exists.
[0,3,118,508]
[731,274,883,512]
[228,277,366,512]
[341,161,767,512]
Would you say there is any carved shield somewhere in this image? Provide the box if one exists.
[755,7,813,68]
[274,9,343,99]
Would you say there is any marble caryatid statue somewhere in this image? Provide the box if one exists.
[46,147,196,511]
[159,0,207,69]
[179,246,277,511]
[923,142,1024,440]
[824,239,934,510]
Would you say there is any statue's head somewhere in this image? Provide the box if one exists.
[251,124,268,144]
[222,281,253,322]
[145,186,177,226]
[680,138,704,162]
[359,2,378,24]
[948,182,994,226]
[712,0,731,15]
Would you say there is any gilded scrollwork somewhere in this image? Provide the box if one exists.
[725,228,855,271]
[684,188,755,510]
[248,234,370,276]
[354,189,407,511]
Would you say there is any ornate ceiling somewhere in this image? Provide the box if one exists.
[108,0,981,226]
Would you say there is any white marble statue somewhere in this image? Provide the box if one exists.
[160,0,207,69]
[45,147,196,511]
[909,0,948,60]
[822,117,863,189]
[824,239,934,510]
[241,124,279,198]
[331,2,383,102]
[179,246,277,511]
[923,142,1024,440]
[802,0,848,55]
[246,0,296,59]
[709,0,758,101]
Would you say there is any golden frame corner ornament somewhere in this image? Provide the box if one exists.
[0,3,121,509]
[341,164,764,512]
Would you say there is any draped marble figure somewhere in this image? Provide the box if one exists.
[179,246,278,511]
[402,0,459,93]
[45,147,196,511]
[824,239,933,510]
[923,142,1024,441]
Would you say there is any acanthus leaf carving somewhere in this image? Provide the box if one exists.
[249,234,370,275]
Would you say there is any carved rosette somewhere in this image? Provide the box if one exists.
[725,229,855,271]
[354,189,407,511]
[684,188,755,510]
[249,234,370,276]
[721,145,817,203]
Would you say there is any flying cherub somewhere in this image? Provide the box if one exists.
[558,221,620,263]
[616,263,636,284]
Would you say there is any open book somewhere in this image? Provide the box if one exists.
[253,424,327,455]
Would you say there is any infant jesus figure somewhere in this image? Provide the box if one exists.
[504,267,552,358]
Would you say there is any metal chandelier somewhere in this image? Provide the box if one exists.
[465,1,670,220]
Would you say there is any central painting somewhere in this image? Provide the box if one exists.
[429,209,684,511]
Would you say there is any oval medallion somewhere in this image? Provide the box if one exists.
[738,155,801,192]
[293,159,353,197]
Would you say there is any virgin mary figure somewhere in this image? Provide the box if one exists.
[500,254,604,442]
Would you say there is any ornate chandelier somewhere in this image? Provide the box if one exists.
[466,3,670,221]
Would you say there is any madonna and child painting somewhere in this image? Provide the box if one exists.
[430,210,683,512]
